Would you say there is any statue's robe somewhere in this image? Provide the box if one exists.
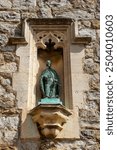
[40,68,60,98]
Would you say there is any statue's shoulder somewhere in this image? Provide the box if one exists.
[40,68,59,78]
[40,69,48,76]
[50,68,59,78]
[49,68,56,73]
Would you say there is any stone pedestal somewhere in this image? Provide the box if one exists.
[30,104,72,138]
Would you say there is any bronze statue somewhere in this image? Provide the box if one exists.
[40,60,60,98]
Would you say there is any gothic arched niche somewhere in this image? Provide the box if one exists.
[36,33,64,104]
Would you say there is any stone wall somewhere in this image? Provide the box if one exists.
[0,0,100,150]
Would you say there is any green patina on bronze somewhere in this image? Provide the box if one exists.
[39,60,62,104]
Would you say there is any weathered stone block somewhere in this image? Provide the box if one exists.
[0,24,10,35]
[86,142,99,150]
[73,10,94,19]
[0,53,4,65]
[80,121,99,129]
[83,58,99,74]
[0,11,20,22]
[11,0,20,8]
[81,20,91,28]
[21,12,38,19]
[89,74,100,90]
[44,1,72,18]
[0,23,17,37]
[1,45,16,52]
[85,48,94,58]
[4,52,16,63]
[91,19,100,29]
[79,28,96,40]
[0,0,12,8]
[0,84,15,108]
[86,101,99,110]
[12,0,36,10]
[0,116,19,145]
[83,58,95,74]
[86,91,100,101]
[38,139,87,150]
[0,97,14,108]
[0,116,19,130]
[95,0,100,19]
[4,130,18,143]
[0,62,17,73]
[53,7,94,19]
[0,146,17,150]
[0,85,6,96]
[0,34,8,47]
[70,0,96,12]
[81,129,99,140]
[18,141,40,150]
[39,6,53,18]
[79,109,99,123]
[21,0,36,10]
[46,0,72,6]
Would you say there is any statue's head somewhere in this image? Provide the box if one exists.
[46,60,51,68]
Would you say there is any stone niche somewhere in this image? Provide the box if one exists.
[9,18,91,139]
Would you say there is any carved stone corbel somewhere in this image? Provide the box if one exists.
[30,104,72,138]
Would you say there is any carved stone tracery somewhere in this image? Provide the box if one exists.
[36,31,65,50]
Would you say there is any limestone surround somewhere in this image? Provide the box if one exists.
[8,18,91,139]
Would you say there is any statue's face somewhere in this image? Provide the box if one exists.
[46,60,51,67]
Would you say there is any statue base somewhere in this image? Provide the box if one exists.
[30,103,72,138]
[38,98,62,105]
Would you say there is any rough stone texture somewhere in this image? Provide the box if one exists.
[0,62,17,73]
[1,46,16,52]
[0,50,18,108]
[0,11,20,22]
[0,34,8,47]
[85,91,100,102]
[81,129,99,140]
[0,0,12,9]
[83,58,99,74]
[0,85,15,108]
[80,109,99,123]
[38,139,87,150]
[89,74,100,91]
[0,53,4,65]
[70,0,97,12]
[85,48,94,58]
[0,23,18,38]
[53,9,94,19]
[0,116,19,145]
[0,47,20,146]
[0,146,17,150]
[18,141,40,150]
[79,28,96,40]
[91,19,100,29]
[0,0,100,149]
